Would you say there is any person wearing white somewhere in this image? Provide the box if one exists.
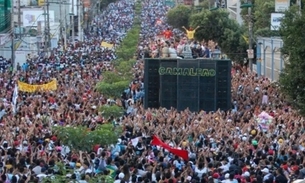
[262,168,272,182]
[262,92,269,105]
[114,172,125,183]
[177,41,185,56]
[169,43,177,58]
[195,163,207,178]
[222,173,238,183]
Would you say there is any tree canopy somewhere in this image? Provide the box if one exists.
[279,5,305,115]
[96,12,140,99]
[100,105,125,119]
[53,124,121,152]
[167,5,192,29]
[189,9,247,62]
[240,0,280,37]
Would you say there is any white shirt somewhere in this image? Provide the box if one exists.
[177,44,184,55]
[222,179,238,183]
[137,169,147,177]
[32,166,42,175]
[263,173,272,182]
[195,167,207,178]
[37,173,48,181]
[169,47,177,58]
[262,95,268,104]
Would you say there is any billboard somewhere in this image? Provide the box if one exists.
[275,0,290,12]
[271,13,284,30]
[144,59,232,112]
[22,10,55,27]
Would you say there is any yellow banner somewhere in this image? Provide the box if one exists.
[101,42,114,49]
[18,79,57,93]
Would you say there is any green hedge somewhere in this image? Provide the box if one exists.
[96,2,141,99]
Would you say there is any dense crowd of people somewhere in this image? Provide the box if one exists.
[0,0,303,183]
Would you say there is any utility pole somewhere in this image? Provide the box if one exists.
[17,0,21,38]
[248,4,253,71]
[78,0,83,42]
[64,4,67,50]
[10,0,15,69]
[59,1,63,49]
[46,0,51,56]
[43,4,47,55]
[240,0,254,70]
[72,0,75,47]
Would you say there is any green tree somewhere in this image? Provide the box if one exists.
[199,0,211,9]
[116,60,136,81]
[240,0,279,37]
[254,27,280,37]
[279,6,305,115]
[253,0,274,33]
[102,71,122,84]
[220,26,248,63]
[100,105,124,119]
[116,24,140,60]
[167,5,192,29]
[116,59,136,74]
[190,10,232,42]
[290,0,305,9]
[53,124,121,152]
[96,80,130,98]
[189,9,247,62]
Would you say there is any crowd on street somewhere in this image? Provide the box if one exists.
[0,0,303,183]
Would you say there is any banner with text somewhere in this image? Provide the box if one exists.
[271,13,284,30]
[275,0,290,12]
[18,79,57,93]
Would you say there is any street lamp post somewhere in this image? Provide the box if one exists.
[59,1,63,47]
[78,0,83,42]
[43,4,48,55]
[10,0,15,69]
[64,6,67,50]
[240,1,253,71]
[71,0,75,47]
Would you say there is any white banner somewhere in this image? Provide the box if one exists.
[275,0,290,12]
[22,10,55,27]
[271,13,284,31]
[12,85,18,115]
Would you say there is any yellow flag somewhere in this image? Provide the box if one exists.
[101,42,114,49]
[242,35,249,44]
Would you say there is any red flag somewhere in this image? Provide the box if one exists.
[151,135,172,150]
[169,148,189,161]
[151,135,189,160]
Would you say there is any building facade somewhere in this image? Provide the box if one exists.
[255,37,284,81]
